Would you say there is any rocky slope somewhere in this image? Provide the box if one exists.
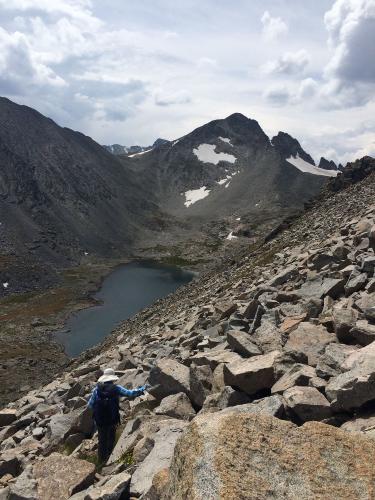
[0,97,162,295]
[1,157,375,498]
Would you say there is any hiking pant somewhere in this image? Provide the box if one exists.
[97,425,116,463]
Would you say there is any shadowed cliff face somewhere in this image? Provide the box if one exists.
[0,97,160,268]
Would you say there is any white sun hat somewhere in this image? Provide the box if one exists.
[98,368,119,383]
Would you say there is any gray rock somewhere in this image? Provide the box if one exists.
[355,292,375,312]
[201,386,251,413]
[189,365,213,408]
[189,350,241,370]
[7,465,37,500]
[350,320,375,346]
[269,266,299,287]
[271,364,316,394]
[297,277,345,300]
[325,342,375,411]
[164,412,375,499]
[283,386,332,421]
[155,393,195,420]
[361,256,375,273]
[214,302,237,319]
[0,409,17,427]
[148,359,191,401]
[316,343,358,379]
[332,307,358,343]
[364,307,375,323]
[345,273,368,295]
[33,453,95,499]
[70,472,131,500]
[219,394,285,418]
[226,330,261,357]
[284,322,335,367]
[130,419,188,498]
[133,436,155,464]
[0,450,21,478]
[223,350,281,395]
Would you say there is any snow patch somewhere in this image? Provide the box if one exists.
[217,170,239,188]
[236,217,241,221]
[172,139,180,147]
[219,136,232,145]
[3,282,9,289]
[193,144,236,165]
[287,154,338,177]
[226,232,238,240]
[184,186,211,207]
[128,149,152,158]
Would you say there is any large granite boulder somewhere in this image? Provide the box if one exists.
[223,351,281,395]
[271,364,316,394]
[155,393,196,420]
[284,322,335,366]
[325,341,375,411]
[33,453,95,500]
[129,419,188,498]
[226,330,261,357]
[163,412,375,499]
[283,386,332,421]
[148,359,191,400]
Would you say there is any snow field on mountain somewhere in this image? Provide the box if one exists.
[287,154,338,177]
[183,186,211,207]
[219,136,232,145]
[128,149,152,158]
[193,144,236,164]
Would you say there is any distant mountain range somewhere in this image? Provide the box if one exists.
[103,138,169,156]
[0,96,348,292]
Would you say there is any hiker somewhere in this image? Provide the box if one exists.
[88,367,147,463]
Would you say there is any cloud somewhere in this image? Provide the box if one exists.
[322,0,375,106]
[261,11,288,41]
[154,89,191,107]
[263,84,292,106]
[0,27,66,94]
[262,50,310,76]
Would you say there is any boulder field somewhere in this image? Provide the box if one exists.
[1,167,375,498]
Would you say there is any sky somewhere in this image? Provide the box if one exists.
[0,0,374,165]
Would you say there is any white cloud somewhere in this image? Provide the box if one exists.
[262,50,310,76]
[322,0,375,106]
[0,27,66,93]
[154,89,191,107]
[261,11,288,41]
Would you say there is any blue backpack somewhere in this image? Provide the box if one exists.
[93,384,120,427]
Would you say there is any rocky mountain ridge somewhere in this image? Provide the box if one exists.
[1,157,375,498]
[103,139,169,157]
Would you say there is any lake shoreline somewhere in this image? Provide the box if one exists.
[54,261,196,357]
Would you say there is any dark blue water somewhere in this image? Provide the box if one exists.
[55,261,195,357]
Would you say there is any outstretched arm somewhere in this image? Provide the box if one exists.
[116,384,146,398]
[88,387,98,408]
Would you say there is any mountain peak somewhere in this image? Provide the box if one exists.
[271,131,315,165]
[318,157,338,171]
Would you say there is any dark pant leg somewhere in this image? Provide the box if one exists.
[97,425,116,464]
[97,425,107,463]
[107,425,116,461]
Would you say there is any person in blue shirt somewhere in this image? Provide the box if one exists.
[88,367,147,463]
